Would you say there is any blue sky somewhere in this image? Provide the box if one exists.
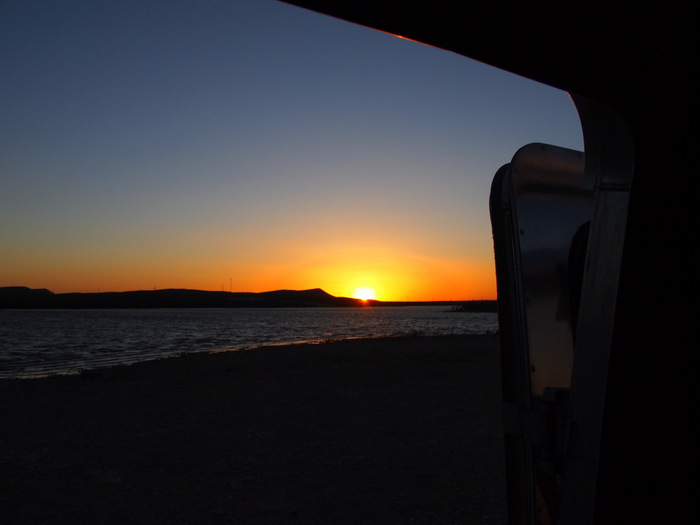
[1,0,583,299]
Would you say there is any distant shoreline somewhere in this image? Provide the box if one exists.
[0,286,497,311]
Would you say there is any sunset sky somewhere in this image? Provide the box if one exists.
[1,0,583,301]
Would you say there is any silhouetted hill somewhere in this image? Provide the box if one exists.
[0,287,54,308]
[0,287,364,309]
[0,286,497,310]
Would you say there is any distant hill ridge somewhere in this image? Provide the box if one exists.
[0,286,496,310]
[0,286,364,309]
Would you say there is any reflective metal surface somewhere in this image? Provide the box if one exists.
[507,143,591,396]
[491,143,594,524]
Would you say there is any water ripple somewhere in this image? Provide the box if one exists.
[0,307,498,378]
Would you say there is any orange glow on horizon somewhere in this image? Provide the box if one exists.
[2,229,498,301]
[2,255,497,301]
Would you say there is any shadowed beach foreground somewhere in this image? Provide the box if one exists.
[1,335,506,524]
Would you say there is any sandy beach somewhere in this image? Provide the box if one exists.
[1,334,506,524]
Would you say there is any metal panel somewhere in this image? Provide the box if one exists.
[557,95,634,525]
[490,143,593,524]
[508,143,592,396]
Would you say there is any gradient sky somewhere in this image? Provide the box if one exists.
[1,0,583,301]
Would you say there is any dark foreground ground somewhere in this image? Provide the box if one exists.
[1,334,506,524]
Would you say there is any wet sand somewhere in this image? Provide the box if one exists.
[1,334,506,524]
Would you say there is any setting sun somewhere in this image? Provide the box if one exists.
[353,287,377,301]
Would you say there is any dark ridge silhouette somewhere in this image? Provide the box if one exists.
[0,286,53,297]
[0,287,54,308]
[0,287,359,309]
[0,286,497,311]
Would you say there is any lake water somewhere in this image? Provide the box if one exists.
[0,306,498,378]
